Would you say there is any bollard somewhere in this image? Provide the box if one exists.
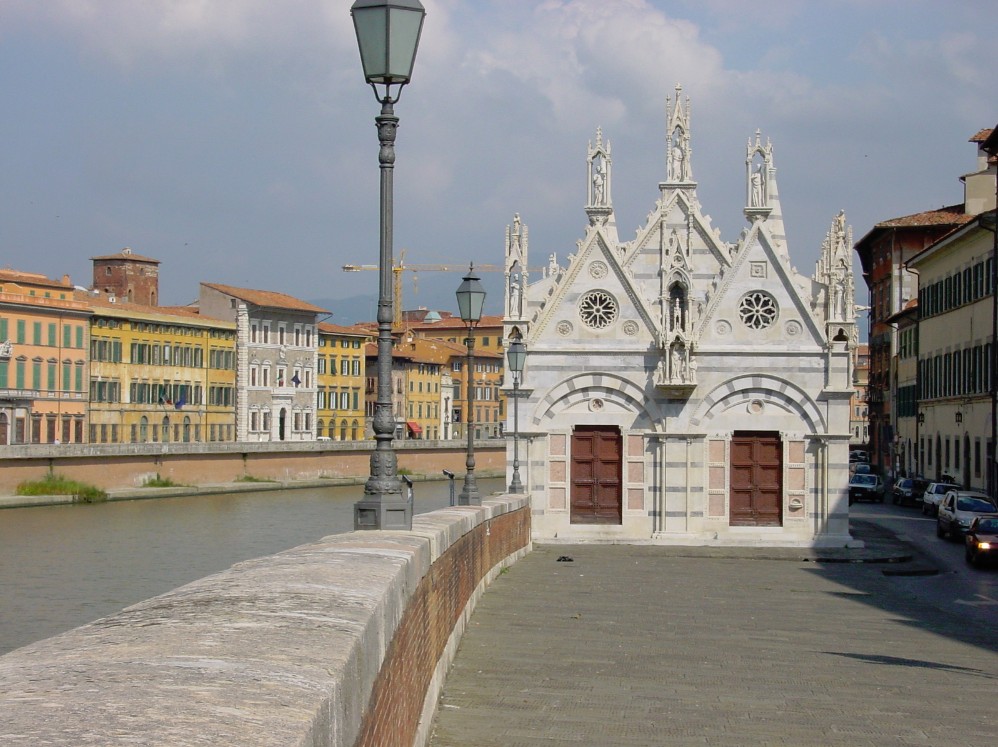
[442,470,455,506]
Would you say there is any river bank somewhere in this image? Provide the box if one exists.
[0,467,505,509]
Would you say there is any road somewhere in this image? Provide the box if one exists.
[849,495,998,631]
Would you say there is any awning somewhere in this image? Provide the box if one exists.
[406,420,423,435]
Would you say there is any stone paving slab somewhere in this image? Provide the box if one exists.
[429,533,997,746]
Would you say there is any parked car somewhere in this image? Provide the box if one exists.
[850,462,873,476]
[892,477,929,506]
[849,473,884,505]
[921,482,960,516]
[937,490,998,539]
[849,450,870,463]
[965,515,998,567]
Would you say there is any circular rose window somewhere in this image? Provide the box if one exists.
[579,290,618,329]
[738,291,778,330]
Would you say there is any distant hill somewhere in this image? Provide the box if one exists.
[311,272,505,326]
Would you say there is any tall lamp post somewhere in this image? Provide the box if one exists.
[506,336,526,494]
[351,0,426,531]
[456,265,486,505]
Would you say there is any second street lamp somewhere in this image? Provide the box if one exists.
[507,336,526,494]
[456,265,486,505]
[351,0,426,531]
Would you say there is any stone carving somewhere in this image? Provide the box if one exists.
[0,340,11,359]
[589,260,608,279]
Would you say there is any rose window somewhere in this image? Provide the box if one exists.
[738,291,778,330]
[579,291,618,329]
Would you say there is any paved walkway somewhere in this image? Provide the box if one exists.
[429,523,997,746]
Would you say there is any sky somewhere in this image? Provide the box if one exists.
[1,0,995,320]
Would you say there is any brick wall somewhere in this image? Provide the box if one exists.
[357,509,529,745]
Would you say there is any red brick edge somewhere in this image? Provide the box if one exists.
[355,507,531,746]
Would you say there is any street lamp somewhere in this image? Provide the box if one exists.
[351,0,426,531]
[506,336,526,494]
[456,265,486,505]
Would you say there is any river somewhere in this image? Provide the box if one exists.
[0,477,505,655]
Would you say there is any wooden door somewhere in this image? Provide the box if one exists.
[571,426,622,524]
[729,432,782,526]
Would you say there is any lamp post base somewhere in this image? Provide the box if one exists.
[354,496,412,530]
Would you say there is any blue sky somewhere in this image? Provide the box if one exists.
[0,1,995,318]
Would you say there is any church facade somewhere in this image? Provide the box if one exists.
[502,87,857,546]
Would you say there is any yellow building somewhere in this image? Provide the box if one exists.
[408,314,507,439]
[86,299,237,444]
[395,335,463,440]
[0,270,91,444]
[317,323,369,441]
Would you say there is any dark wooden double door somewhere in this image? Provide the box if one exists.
[571,426,622,524]
[730,431,782,526]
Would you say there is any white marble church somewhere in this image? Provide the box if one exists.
[502,86,857,547]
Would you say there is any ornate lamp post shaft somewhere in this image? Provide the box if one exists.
[456,266,486,506]
[351,0,425,530]
[507,337,526,494]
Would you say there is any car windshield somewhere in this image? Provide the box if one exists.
[898,480,912,488]
[976,518,998,533]
[931,484,956,494]
[957,497,997,513]
[853,475,877,486]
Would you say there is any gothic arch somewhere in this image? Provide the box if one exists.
[532,372,665,430]
[690,374,825,433]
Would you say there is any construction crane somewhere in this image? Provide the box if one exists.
[342,249,509,328]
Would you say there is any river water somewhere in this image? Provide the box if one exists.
[0,477,505,655]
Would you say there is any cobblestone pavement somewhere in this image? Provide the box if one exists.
[429,526,997,746]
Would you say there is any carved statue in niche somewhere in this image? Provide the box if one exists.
[670,128,687,181]
[750,165,765,207]
[592,156,606,205]
[508,262,523,317]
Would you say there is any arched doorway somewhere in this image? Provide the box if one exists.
[0,412,8,446]
[182,416,191,443]
[139,416,148,442]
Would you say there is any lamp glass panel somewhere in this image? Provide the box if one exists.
[507,341,526,373]
[456,276,486,323]
[386,7,424,81]
[352,6,388,82]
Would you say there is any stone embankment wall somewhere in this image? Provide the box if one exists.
[0,440,504,493]
[0,496,531,747]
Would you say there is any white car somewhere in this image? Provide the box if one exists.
[937,490,998,539]
[921,482,959,516]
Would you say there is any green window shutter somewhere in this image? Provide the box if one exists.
[75,364,83,392]
[47,363,56,391]
[76,326,83,348]
[33,322,41,344]
[0,318,7,340]
[16,360,25,388]
[48,323,56,347]
[0,361,7,388]
[32,361,41,389]
[63,363,71,390]
[64,325,71,348]
[16,320,25,344]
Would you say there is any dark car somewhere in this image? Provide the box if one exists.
[965,515,998,567]
[892,477,929,506]
[849,473,883,505]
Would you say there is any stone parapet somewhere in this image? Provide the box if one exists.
[0,495,531,747]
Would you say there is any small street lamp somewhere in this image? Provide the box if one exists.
[456,265,486,505]
[506,336,526,494]
[351,0,426,531]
